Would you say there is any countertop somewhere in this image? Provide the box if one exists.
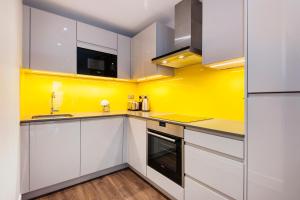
[20,111,244,138]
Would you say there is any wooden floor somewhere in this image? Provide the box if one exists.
[35,169,169,200]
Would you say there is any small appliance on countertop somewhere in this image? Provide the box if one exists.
[127,95,139,111]
[128,95,150,112]
[142,96,150,112]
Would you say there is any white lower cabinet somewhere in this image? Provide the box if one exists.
[185,177,228,200]
[29,120,81,191]
[127,117,147,176]
[185,144,243,200]
[80,117,124,175]
[21,124,30,194]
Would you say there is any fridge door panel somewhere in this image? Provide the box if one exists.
[248,94,300,200]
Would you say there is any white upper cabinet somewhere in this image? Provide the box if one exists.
[248,0,300,93]
[30,8,77,73]
[77,22,117,49]
[202,0,244,64]
[127,117,147,176]
[80,117,124,176]
[117,34,131,79]
[131,23,174,79]
[22,5,30,68]
[29,120,80,191]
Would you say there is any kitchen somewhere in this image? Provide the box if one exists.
[1,0,299,200]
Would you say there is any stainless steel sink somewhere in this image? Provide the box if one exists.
[32,114,73,119]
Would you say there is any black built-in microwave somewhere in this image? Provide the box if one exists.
[77,47,117,78]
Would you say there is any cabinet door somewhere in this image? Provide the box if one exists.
[117,34,131,79]
[248,94,300,200]
[22,6,30,68]
[141,23,157,77]
[185,177,229,200]
[30,120,80,191]
[77,22,117,49]
[81,117,124,175]
[30,8,76,73]
[127,117,147,176]
[202,0,244,64]
[21,124,29,194]
[248,0,300,93]
[185,144,243,200]
[131,34,143,79]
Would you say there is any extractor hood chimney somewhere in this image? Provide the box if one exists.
[152,0,202,68]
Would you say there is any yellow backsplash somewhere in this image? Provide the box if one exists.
[137,65,244,121]
[20,64,244,121]
[20,70,137,119]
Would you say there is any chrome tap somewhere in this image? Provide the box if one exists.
[51,92,59,114]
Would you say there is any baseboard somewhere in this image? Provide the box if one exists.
[22,163,128,200]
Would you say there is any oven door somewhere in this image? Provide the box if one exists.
[147,129,183,186]
[77,47,117,78]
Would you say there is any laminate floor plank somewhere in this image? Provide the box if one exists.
[35,169,169,200]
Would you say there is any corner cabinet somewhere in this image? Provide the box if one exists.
[30,8,77,73]
[131,23,174,79]
[117,34,131,79]
[202,0,244,64]
[29,120,81,191]
[127,117,147,176]
[80,117,124,176]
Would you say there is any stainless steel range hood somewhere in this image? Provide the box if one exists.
[152,0,202,68]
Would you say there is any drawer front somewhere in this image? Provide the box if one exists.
[185,145,244,200]
[185,177,229,200]
[185,129,243,159]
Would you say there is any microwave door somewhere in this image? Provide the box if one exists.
[77,47,117,78]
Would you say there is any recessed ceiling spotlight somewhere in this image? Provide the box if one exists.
[178,55,185,59]
[63,27,68,31]
[57,42,62,46]
[162,60,168,64]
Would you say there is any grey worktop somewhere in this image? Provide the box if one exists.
[20,111,244,138]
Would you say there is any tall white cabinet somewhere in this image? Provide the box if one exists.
[29,120,80,191]
[30,8,77,73]
[248,0,300,93]
[247,1,300,200]
[248,94,300,200]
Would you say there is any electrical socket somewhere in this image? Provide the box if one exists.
[128,94,134,99]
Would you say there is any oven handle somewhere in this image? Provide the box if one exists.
[147,131,176,143]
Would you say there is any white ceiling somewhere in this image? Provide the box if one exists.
[23,0,181,36]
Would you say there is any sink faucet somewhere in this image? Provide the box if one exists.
[51,92,59,114]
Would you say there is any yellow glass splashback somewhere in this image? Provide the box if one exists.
[20,63,244,121]
[137,64,244,121]
[20,69,137,119]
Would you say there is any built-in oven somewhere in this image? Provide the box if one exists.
[77,44,117,78]
[147,120,184,186]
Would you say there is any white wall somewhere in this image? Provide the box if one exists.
[0,0,22,199]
